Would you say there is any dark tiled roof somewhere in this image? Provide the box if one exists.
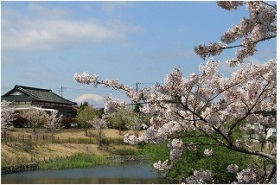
[1,85,77,105]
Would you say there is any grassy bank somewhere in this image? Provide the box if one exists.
[39,153,115,170]
[1,128,141,167]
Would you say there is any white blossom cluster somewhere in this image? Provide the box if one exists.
[194,42,226,60]
[227,164,239,173]
[185,170,212,184]
[104,95,126,114]
[87,118,108,130]
[44,111,62,133]
[123,133,141,145]
[195,1,276,66]
[21,108,47,129]
[236,167,257,183]
[169,139,184,160]
[187,142,197,151]
[74,72,99,87]
[1,100,17,129]
[204,149,213,157]
[217,1,244,10]
[153,160,173,171]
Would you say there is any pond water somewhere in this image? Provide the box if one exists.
[1,161,177,184]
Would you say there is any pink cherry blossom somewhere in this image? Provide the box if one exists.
[153,160,173,171]
[195,2,276,65]
[236,167,257,183]
[204,149,213,156]
[169,139,184,160]
[1,100,17,129]
[227,164,239,173]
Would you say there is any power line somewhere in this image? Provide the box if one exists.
[135,82,160,92]
[63,86,117,93]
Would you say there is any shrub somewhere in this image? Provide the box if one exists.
[141,136,254,183]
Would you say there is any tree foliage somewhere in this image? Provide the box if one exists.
[76,104,97,136]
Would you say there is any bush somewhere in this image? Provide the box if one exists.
[112,147,137,155]
[12,115,28,128]
[140,142,169,162]
[167,144,251,183]
[141,136,254,183]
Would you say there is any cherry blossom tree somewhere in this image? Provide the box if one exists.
[1,100,17,143]
[74,60,276,183]
[87,117,108,147]
[1,100,17,130]
[74,1,276,183]
[44,111,63,143]
[21,108,47,134]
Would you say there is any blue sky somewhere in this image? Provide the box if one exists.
[1,1,276,107]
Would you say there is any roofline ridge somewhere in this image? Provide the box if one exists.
[17,86,36,98]
[16,85,52,92]
[2,85,77,105]
[51,91,77,104]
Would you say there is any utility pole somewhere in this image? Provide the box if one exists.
[57,86,65,97]
[134,82,156,113]
[135,82,140,92]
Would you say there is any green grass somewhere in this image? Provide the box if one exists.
[39,153,114,170]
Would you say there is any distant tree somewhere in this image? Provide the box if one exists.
[80,101,89,110]
[108,108,148,135]
[76,105,97,136]
[44,111,63,143]
[125,113,148,137]
[21,108,46,134]
[108,108,131,135]
[95,108,104,118]
[88,117,108,147]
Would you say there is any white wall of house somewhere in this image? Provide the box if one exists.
[10,102,32,109]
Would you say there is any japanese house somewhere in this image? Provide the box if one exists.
[1,85,77,116]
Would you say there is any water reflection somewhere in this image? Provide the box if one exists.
[2,161,176,184]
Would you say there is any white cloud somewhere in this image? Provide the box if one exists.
[27,3,69,19]
[244,56,262,65]
[102,2,132,14]
[2,3,142,51]
[75,93,104,103]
